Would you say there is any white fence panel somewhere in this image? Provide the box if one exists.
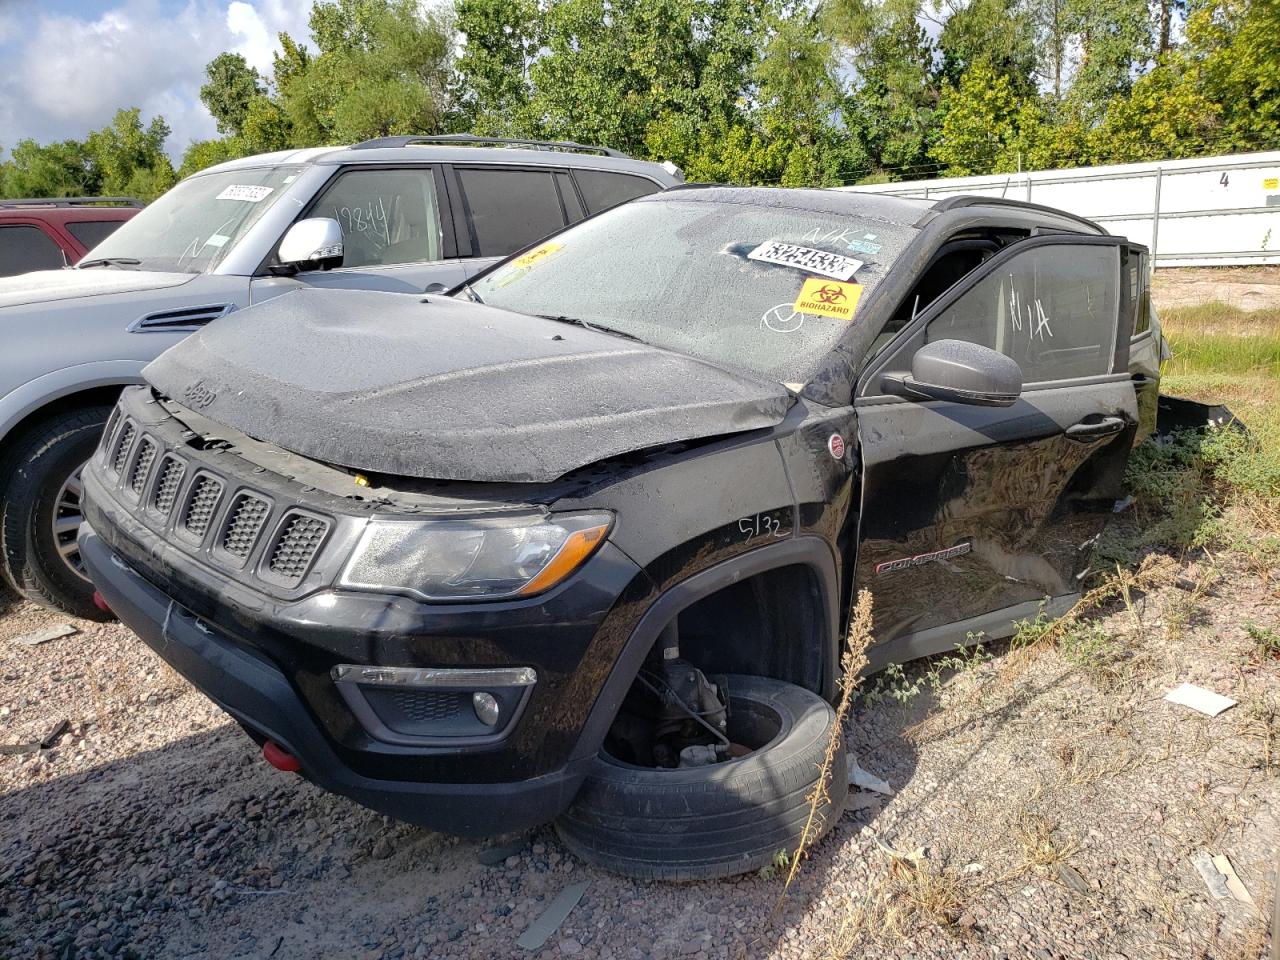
[840,152,1280,268]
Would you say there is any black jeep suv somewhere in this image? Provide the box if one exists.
[78,187,1163,880]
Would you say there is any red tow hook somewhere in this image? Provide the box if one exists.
[262,741,302,773]
[91,591,113,615]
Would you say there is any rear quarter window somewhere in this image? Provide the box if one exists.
[574,170,662,214]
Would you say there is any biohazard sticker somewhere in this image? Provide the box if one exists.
[748,241,862,281]
[792,278,862,321]
[513,242,563,269]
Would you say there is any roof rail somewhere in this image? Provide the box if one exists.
[0,196,145,209]
[928,194,1106,234]
[348,134,630,159]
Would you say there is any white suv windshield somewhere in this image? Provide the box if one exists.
[81,166,301,274]
[468,198,911,383]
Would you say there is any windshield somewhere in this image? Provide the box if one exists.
[467,197,913,383]
[80,166,301,274]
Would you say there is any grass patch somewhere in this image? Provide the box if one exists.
[1160,302,1280,377]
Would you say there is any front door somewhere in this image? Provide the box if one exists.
[853,235,1138,661]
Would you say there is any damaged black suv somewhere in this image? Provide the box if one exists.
[79,187,1163,880]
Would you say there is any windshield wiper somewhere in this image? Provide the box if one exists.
[536,314,646,343]
[78,257,142,269]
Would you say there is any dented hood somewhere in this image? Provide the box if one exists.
[143,289,793,483]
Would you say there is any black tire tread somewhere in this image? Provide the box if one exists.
[0,405,113,620]
[556,674,847,881]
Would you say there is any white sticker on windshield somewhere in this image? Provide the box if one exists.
[216,184,274,203]
[747,241,862,281]
[203,234,230,248]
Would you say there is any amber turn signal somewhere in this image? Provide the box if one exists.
[516,522,610,597]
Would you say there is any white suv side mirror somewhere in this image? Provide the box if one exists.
[278,218,344,269]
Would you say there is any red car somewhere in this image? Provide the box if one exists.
[0,197,143,277]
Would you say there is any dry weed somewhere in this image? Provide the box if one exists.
[777,589,874,904]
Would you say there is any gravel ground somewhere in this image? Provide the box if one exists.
[1152,266,1280,312]
[1,550,1276,959]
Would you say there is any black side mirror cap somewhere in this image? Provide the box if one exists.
[882,339,1022,407]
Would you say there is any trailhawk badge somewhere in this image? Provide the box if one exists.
[875,542,973,574]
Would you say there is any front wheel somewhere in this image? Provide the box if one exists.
[0,406,114,620]
[556,674,847,881]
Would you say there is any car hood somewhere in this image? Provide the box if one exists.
[143,289,794,483]
[0,269,197,309]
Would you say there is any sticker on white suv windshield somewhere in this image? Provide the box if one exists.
[216,184,275,203]
[747,241,862,281]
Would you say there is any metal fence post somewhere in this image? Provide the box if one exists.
[1151,166,1163,271]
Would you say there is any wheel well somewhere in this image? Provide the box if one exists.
[668,564,827,695]
[0,386,124,478]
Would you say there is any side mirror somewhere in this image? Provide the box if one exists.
[278,218,344,270]
[882,339,1022,407]
[423,282,448,294]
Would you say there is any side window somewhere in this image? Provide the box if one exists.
[67,219,126,252]
[0,225,65,277]
[924,242,1120,383]
[457,167,565,257]
[309,168,443,269]
[574,170,660,214]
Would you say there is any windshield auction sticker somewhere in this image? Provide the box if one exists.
[216,184,275,203]
[792,278,863,321]
[748,241,862,281]
[513,242,562,269]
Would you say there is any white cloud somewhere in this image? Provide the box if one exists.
[0,0,312,162]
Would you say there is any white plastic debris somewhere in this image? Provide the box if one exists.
[11,623,77,647]
[1164,682,1237,717]
[848,755,893,795]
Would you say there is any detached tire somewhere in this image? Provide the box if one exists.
[556,675,847,881]
[0,406,114,621]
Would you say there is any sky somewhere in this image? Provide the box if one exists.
[0,0,313,161]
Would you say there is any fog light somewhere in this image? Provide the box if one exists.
[473,692,500,726]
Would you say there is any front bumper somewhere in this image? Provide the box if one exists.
[81,528,595,836]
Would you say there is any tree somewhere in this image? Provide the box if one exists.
[935,0,1037,94]
[1187,0,1280,151]
[453,0,540,135]
[200,53,266,137]
[0,139,98,198]
[85,108,176,199]
[929,61,1021,175]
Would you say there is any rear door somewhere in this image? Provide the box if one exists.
[449,165,574,278]
[853,235,1138,656]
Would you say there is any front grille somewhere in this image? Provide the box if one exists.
[96,400,336,594]
[180,475,223,540]
[266,513,329,583]
[220,493,270,561]
[151,456,185,516]
[111,422,136,475]
[128,438,157,497]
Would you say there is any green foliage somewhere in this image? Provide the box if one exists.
[5,0,1280,200]
[860,636,991,707]
[200,53,266,137]
[1246,623,1280,660]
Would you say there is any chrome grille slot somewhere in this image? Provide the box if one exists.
[219,493,270,562]
[150,456,185,516]
[111,421,136,475]
[127,437,158,497]
[264,512,329,583]
[99,408,121,461]
[180,474,224,540]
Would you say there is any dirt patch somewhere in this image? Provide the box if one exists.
[1154,266,1280,313]
[2,544,1276,959]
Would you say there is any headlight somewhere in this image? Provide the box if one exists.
[339,512,612,601]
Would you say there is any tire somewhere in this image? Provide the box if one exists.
[0,406,114,621]
[555,674,847,881]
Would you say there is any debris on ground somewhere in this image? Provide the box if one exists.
[10,623,77,647]
[1192,850,1232,899]
[848,756,893,795]
[515,881,589,951]
[1165,682,1238,716]
[0,718,70,755]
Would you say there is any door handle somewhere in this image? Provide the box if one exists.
[1065,415,1127,441]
